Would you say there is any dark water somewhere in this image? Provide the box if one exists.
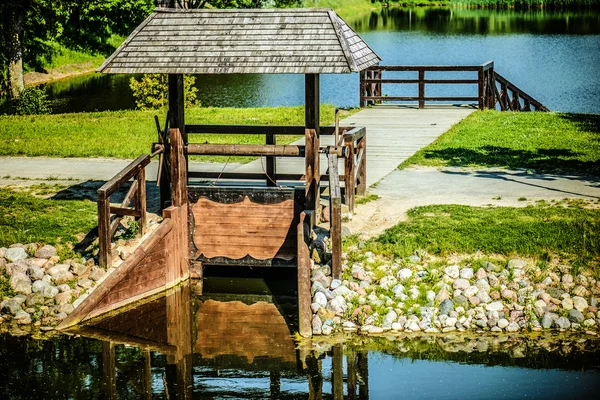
[43,7,600,114]
[1,278,600,399]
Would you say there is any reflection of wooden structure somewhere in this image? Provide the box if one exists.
[62,8,380,337]
[360,62,549,111]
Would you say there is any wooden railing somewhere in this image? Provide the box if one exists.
[360,61,549,111]
[183,124,366,212]
[97,155,152,268]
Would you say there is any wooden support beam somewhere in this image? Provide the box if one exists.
[297,211,312,338]
[136,167,147,235]
[478,68,485,109]
[418,70,425,109]
[332,345,344,400]
[328,154,342,280]
[102,341,117,400]
[305,73,320,217]
[98,194,111,269]
[170,128,187,208]
[266,134,276,186]
[344,135,355,213]
[356,137,367,196]
[187,143,303,157]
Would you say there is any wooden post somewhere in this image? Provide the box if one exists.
[305,74,320,216]
[328,154,342,280]
[356,135,367,196]
[478,68,485,109]
[487,64,495,109]
[332,345,344,400]
[270,371,281,399]
[344,135,355,213]
[170,128,187,208]
[136,167,146,235]
[418,69,425,109]
[358,352,369,400]
[347,352,357,400]
[102,341,117,400]
[266,133,276,186]
[307,353,323,400]
[359,71,366,108]
[143,350,152,400]
[297,211,312,338]
[376,69,383,104]
[98,193,111,269]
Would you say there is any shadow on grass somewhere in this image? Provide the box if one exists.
[421,146,600,176]
[558,113,600,139]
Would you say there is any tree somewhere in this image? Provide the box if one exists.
[0,1,154,98]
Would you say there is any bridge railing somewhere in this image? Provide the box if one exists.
[360,62,548,111]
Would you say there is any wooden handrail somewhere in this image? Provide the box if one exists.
[494,72,549,112]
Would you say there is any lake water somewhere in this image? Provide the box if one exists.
[43,7,600,114]
[1,278,600,399]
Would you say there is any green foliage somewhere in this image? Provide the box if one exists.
[401,111,600,176]
[9,87,51,115]
[0,273,15,298]
[356,193,380,205]
[129,74,200,110]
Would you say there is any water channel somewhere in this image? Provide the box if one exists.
[43,7,600,114]
[2,278,600,399]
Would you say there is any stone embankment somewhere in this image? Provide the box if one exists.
[0,216,161,331]
[309,240,600,336]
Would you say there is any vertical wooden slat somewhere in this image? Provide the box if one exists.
[297,211,312,338]
[170,128,187,208]
[359,70,366,108]
[418,69,425,109]
[344,136,355,213]
[375,69,382,104]
[487,64,495,109]
[136,167,146,235]
[356,135,367,196]
[478,68,485,109]
[98,193,111,269]
[305,74,320,216]
[266,133,276,187]
[328,154,342,280]
[332,345,344,400]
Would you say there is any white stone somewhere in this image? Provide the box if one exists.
[444,265,460,279]
[463,285,479,298]
[314,292,327,307]
[330,279,342,290]
[561,298,574,311]
[5,247,28,262]
[497,319,509,329]
[397,268,412,280]
[453,279,470,291]
[486,301,504,312]
[572,296,588,312]
[310,302,321,313]
[460,268,474,279]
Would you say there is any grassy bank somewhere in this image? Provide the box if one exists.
[400,111,600,176]
[346,202,600,271]
[0,105,346,162]
[0,188,97,259]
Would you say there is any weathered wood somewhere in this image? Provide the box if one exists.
[344,135,355,213]
[347,352,357,399]
[356,136,367,196]
[98,155,151,198]
[136,167,147,235]
[98,196,112,269]
[187,143,304,157]
[102,342,117,400]
[478,68,485,109]
[364,96,479,102]
[266,133,277,186]
[305,74,320,217]
[297,211,312,337]
[170,128,187,207]
[328,154,342,279]
[108,206,141,217]
[332,344,344,400]
[418,70,425,109]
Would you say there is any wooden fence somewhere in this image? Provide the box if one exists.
[360,61,549,111]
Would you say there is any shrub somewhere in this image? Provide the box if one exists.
[10,86,51,115]
[129,74,199,110]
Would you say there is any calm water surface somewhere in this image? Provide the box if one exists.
[44,7,600,114]
[1,278,599,399]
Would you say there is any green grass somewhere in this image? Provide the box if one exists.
[356,193,380,205]
[0,105,350,163]
[0,188,97,259]
[400,111,600,176]
[351,203,600,267]
[305,0,382,19]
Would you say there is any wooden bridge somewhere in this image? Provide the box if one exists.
[56,7,549,339]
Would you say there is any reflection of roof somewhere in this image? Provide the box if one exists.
[98,8,381,74]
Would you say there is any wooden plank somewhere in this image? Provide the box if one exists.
[356,136,367,196]
[328,155,342,279]
[102,342,117,399]
[305,74,320,217]
[170,128,187,207]
[98,155,151,198]
[418,70,425,109]
[109,207,141,218]
[297,211,312,337]
[266,133,276,187]
[98,196,111,269]
[363,96,479,102]
[332,345,344,400]
[136,167,146,235]
[168,75,186,160]
[362,79,479,84]
[367,65,482,72]
[187,143,303,157]
[344,135,355,212]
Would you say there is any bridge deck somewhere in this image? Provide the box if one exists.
[231,105,476,187]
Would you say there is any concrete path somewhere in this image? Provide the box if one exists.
[235,105,476,186]
[347,167,600,238]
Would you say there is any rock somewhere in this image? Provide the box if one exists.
[408,254,421,263]
[321,324,333,335]
[25,293,44,307]
[54,292,72,305]
[572,296,588,312]
[314,292,327,307]
[34,245,57,259]
[317,307,335,321]
[310,248,321,264]
[463,285,479,298]
[483,261,501,272]
[568,309,584,323]
[435,287,450,303]
[330,279,342,290]
[6,260,29,276]
[508,259,528,269]
[475,279,491,293]
[469,296,481,306]
[312,315,322,335]
[506,322,520,332]
[546,287,564,299]
[582,319,596,328]
[453,279,470,291]
[342,321,358,331]
[26,266,45,281]
[562,274,574,284]
[497,318,509,329]
[391,322,403,331]
[475,268,488,280]
[573,285,588,297]
[439,299,454,315]
[454,295,468,308]
[14,310,32,325]
[10,272,32,295]
[445,317,457,328]
[444,265,460,279]
[70,262,89,276]
[32,280,59,298]
[1,299,23,315]
[47,264,70,277]
[561,298,574,311]
[541,314,553,329]
[59,304,74,315]
[486,301,504,312]
[383,310,398,328]
[52,270,74,284]
[555,316,570,329]
[392,284,405,298]
[368,326,384,334]
[327,296,347,315]
[478,291,491,304]
[397,268,412,280]
[5,247,28,262]
[88,267,105,282]
[501,289,516,301]
[406,321,420,331]
[460,268,474,279]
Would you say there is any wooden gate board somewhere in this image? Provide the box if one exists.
[188,186,305,267]
[57,205,189,330]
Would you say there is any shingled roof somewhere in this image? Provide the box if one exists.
[98,8,381,74]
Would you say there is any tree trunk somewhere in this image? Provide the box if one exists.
[4,5,25,98]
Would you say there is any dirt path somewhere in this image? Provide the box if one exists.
[24,62,99,86]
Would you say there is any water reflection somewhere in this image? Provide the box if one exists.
[1,279,600,398]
